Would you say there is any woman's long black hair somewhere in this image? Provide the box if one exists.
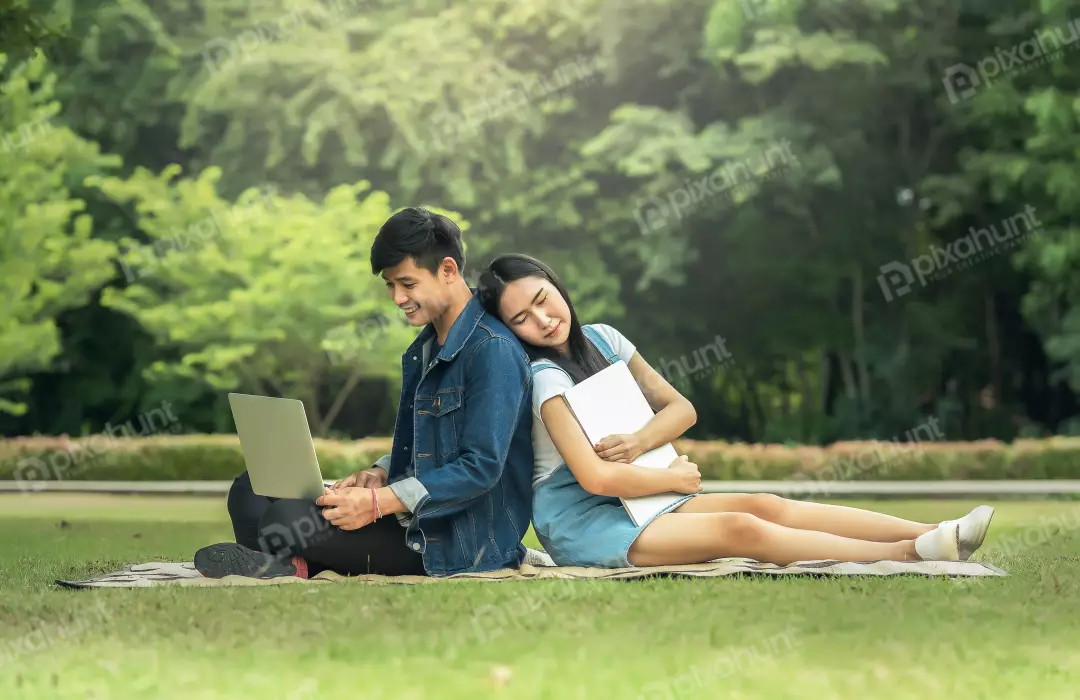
[477,254,609,384]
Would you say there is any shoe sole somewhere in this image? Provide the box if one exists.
[947,522,961,560]
[194,543,296,579]
[959,505,995,561]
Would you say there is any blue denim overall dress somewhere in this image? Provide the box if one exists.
[530,325,694,568]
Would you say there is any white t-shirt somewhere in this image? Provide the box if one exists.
[530,323,637,486]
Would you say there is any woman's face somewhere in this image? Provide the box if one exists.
[497,275,572,350]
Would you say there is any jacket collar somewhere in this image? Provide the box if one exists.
[406,291,485,364]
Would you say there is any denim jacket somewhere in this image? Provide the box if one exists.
[376,294,534,576]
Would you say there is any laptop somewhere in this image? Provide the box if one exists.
[227,393,331,500]
[558,361,685,526]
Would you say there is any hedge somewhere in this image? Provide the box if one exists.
[3,435,1080,485]
[0,435,390,483]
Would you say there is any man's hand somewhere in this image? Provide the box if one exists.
[316,486,377,531]
[594,433,647,463]
[332,466,387,491]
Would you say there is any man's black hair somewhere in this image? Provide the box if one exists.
[370,207,466,276]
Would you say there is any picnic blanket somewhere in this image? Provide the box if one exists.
[56,549,1008,588]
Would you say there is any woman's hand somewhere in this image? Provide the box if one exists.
[316,486,377,530]
[594,433,647,463]
[333,466,387,491]
[666,455,702,494]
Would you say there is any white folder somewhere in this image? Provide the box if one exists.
[559,360,685,526]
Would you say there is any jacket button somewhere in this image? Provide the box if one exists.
[412,356,417,361]
[411,542,421,551]
[404,446,409,451]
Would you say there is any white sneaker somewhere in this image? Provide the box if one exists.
[524,548,555,567]
[940,505,995,561]
[914,522,961,561]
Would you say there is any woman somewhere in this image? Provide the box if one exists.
[477,254,995,568]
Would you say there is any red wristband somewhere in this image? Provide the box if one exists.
[370,487,381,520]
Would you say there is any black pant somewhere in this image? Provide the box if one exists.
[226,471,426,576]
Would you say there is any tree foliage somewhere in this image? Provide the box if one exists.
[92,165,425,436]
[0,51,118,415]
[2,0,1078,442]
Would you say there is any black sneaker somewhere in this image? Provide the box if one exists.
[194,542,298,579]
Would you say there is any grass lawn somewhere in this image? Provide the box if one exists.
[1,495,1079,700]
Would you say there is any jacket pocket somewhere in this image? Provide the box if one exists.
[432,389,463,458]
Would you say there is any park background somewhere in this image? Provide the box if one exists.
[3,4,1080,700]
[3,0,1080,469]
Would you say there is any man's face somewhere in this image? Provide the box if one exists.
[381,256,455,327]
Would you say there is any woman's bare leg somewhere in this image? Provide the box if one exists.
[674,493,935,542]
[628,512,918,567]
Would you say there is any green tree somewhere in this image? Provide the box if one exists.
[0,51,119,415]
[924,0,1080,428]
[92,165,453,436]
[0,1,70,64]
[6,0,1078,441]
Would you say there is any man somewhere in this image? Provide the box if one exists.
[195,207,534,578]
